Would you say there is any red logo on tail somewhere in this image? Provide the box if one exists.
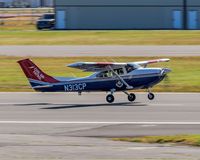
[18,59,59,83]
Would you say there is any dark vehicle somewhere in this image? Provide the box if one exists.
[37,13,55,30]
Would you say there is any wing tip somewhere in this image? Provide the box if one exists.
[162,58,170,62]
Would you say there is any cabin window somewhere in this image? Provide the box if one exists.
[97,68,124,78]
[97,71,110,78]
[114,68,124,75]
[100,71,113,78]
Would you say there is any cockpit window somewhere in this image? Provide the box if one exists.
[125,65,134,73]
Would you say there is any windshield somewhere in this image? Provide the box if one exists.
[126,64,140,73]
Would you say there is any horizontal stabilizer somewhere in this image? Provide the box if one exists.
[32,85,54,89]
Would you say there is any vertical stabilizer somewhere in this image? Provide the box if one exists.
[18,59,59,84]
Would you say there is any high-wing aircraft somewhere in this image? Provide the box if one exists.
[18,58,171,103]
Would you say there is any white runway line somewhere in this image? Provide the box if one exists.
[0,121,200,125]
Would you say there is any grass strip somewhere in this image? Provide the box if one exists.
[113,135,200,147]
[1,30,200,45]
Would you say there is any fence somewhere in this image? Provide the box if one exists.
[0,8,54,30]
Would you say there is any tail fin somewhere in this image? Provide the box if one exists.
[18,59,59,85]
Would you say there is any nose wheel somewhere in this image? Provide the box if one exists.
[147,88,155,100]
[148,92,155,100]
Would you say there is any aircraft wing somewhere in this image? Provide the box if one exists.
[68,59,170,72]
[133,58,170,67]
[67,62,127,72]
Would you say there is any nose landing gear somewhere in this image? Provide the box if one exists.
[148,93,155,100]
[147,89,155,100]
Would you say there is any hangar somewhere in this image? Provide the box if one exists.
[55,0,200,30]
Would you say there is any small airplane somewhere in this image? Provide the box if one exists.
[18,58,171,103]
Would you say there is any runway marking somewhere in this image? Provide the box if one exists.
[0,121,200,125]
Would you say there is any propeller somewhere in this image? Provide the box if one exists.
[162,74,171,90]
[161,68,171,89]
[164,74,170,83]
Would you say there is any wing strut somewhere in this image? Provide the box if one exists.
[108,66,133,90]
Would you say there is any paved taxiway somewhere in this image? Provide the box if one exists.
[1,45,200,57]
[0,92,200,160]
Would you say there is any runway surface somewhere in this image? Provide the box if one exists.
[1,45,200,57]
[0,92,200,160]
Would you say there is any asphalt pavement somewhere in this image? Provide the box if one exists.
[1,45,200,57]
[0,92,200,160]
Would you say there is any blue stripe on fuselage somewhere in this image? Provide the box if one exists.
[34,75,165,92]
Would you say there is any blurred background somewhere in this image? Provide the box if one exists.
[0,0,53,30]
[0,8,53,30]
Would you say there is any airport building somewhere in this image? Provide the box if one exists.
[55,0,200,30]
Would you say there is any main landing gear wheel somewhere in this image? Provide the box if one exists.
[148,93,155,100]
[106,94,115,103]
[128,93,136,102]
